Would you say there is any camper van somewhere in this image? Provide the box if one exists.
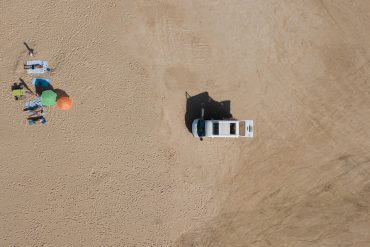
[192,119,253,138]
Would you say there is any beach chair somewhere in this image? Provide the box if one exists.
[25,60,50,74]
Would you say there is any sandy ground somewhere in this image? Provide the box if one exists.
[1,0,370,246]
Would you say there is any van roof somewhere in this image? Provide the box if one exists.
[205,120,239,137]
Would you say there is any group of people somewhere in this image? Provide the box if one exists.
[12,46,50,125]
[23,95,47,125]
[12,81,48,125]
[12,43,72,125]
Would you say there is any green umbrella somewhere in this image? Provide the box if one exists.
[41,90,57,106]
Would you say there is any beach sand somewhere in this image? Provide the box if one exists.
[1,1,370,246]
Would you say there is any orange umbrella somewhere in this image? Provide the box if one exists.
[57,97,73,110]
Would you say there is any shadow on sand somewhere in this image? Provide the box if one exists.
[53,89,69,100]
[23,42,34,55]
[185,92,233,133]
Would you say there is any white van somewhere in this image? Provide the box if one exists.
[192,119,253,138]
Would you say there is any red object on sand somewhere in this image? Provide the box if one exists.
[57,97,73,110]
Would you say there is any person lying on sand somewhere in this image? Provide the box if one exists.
[27,107,44,117]
[23,103,42,111]
[27,115,46,125]
[24,64,43,70]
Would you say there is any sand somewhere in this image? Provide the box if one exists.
[1,0,370,246]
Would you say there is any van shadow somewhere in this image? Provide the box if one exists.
[185,92,233,133]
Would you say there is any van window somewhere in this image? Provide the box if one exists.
[213,122,219,135]
[230,123,236,135]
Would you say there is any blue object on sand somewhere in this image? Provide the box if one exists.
[32,78,51,88]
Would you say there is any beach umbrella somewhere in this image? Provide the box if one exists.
[57,96,73,110]
[41,90,57,106]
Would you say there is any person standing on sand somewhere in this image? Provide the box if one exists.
[23,42,34,56]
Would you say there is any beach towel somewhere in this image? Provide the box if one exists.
[24,98,42,110]
[12,89,23,97]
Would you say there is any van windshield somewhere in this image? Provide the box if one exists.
[197,120,205,137]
